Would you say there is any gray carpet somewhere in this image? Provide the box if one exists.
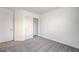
[0,36,79,52]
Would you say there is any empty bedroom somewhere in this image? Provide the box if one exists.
[0,7,79,52]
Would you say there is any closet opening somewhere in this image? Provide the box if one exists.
[33,18,38,37]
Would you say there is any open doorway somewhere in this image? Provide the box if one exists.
[33,18,38,37]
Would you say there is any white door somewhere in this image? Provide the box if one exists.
[0,9,13,42]
[25,16,33,39]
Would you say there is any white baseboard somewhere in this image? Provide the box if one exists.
[39,35,79,49]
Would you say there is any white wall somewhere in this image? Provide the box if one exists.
[15,10,24,41]
[0,8,13,42]
[15,10,39,41]
[40,7,79,49]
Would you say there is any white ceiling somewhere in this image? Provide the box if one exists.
[3,7,60,14]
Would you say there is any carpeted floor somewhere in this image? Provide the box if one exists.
[0,36,79,52]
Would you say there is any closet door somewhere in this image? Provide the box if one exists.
[0,9,13,42]
[25,16,33,39]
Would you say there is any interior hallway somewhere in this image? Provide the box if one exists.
[0,36,79,52]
